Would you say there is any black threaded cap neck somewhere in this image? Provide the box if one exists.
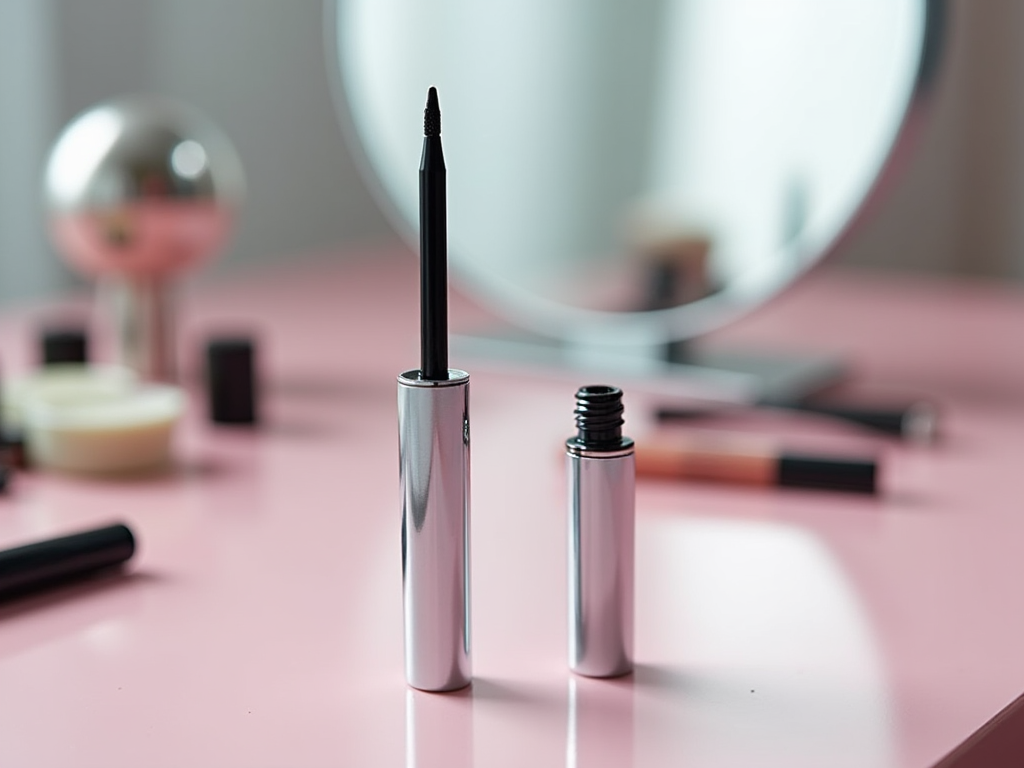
[574,385,625,448]
[424,87,441,137]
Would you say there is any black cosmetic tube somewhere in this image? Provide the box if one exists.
[0,523,136,602]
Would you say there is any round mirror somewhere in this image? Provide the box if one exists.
[330,0,944,350]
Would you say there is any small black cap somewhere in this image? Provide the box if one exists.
[41,326,89,366]
[2,427,27,470]
[778,453,877,494]
[206,336,258,426]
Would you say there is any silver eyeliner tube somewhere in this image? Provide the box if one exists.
[398,369,471,691]
[567,386,635,678]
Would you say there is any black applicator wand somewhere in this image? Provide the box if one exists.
[397,87,472,692]
[420,86,448,381]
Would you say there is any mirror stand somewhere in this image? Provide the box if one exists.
[453,329,845,405]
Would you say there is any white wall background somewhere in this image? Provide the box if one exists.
[0,1,65,304]
[0,0,1021,307]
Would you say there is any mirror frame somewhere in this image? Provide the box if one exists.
[325,0,948,348]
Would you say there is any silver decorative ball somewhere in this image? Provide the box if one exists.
[44,95,245,278]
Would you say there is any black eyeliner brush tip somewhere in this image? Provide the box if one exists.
[424,87,441,137]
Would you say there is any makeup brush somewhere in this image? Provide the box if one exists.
[655,397,938,442]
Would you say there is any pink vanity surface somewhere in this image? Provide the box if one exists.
[0,244,1022,767]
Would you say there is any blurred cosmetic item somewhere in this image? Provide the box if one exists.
[656,397,939,443]
[636,433,877,494]
[44,95,245,382]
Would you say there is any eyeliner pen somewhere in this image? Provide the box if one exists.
[397,87,472,692]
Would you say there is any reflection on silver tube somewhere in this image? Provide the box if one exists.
[398,369,471,692]
[567,447,635,677]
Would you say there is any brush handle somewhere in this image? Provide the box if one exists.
[791,401,938,441]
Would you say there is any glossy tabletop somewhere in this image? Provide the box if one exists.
[0,245,1022,767]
